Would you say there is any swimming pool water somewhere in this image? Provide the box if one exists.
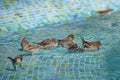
[0,12,120,80]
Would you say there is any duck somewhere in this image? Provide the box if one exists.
[21,37,40,55]
[34,38,58,49]
[67,42,84,53]
[58,34,75,48]
[80,36,101,50]
[96,9,113,16]
[7,55,23,70]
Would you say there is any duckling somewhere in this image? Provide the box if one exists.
[21,37,40,55]
[34,38,58,49]
[80,36,101,50]
[7,55,23,70]
[67,42,84,53]
[58,34,75,48]
[96,9,113,16]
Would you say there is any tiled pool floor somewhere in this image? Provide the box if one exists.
[0,12,120,80]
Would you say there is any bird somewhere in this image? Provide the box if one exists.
[33,38,58,49]
[58,34,75,48]
[20,37,40,55]
[67,42,84,53]
[96,9,113,16]
[7,55,23,70]
[80,36,101,50]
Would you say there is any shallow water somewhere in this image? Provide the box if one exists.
[0,12,120,80]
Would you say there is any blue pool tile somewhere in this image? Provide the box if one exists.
[26,76,32,80]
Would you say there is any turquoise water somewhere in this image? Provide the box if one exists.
[0,12,120,80]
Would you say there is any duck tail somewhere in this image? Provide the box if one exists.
[80,36,91,46]
[80,36,85,43]
[7,57,14,62]
[80,36,85,46]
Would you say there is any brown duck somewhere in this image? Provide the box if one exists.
[58,34,75,48]
[67,42,84,53]
[96,9,113,16]
[7,55,23,70]
[34,38,58,49]
[80,36,101,50]
[21,37,40,55]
